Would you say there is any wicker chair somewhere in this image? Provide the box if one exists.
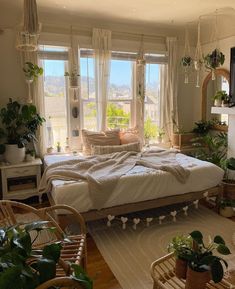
[0,200,87,289]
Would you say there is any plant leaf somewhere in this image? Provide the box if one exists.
[217,244,231,255]
[211,259,224,283]
[24,221,49,232]
[37,258,56,284]
[190,230,203,244]
[42,243,62,263]
[71,264,93,289]
[214,235,225,245]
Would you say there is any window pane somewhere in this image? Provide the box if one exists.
[109,59,133,100]
[80,56,95,100]
[83,101,97,130]
[144,63,160,143]
[43,59,68,148]
[107,102,130,129]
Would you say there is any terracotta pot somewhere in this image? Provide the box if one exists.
[185,267,211,289]
[175,258,187,279]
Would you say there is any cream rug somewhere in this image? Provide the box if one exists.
[88,206,235,289]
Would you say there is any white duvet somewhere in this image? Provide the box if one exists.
[44,153,224,213]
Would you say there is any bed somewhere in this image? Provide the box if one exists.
[44,152,224,221]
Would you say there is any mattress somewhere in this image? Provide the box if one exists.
[44,153,224,213]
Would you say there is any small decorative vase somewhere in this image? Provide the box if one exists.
[185,267,211,289]
[222,101,229,107]
[175,258,187,279]
[4,144,25,164]
[26,154,35,162]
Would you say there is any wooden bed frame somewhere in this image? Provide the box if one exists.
[47,185,222,222]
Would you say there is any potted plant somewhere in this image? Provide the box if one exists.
[65,69,80,89]
[219,198,235,218]
[222,157,235,200]
[0,221,92,289]
[204,49,225,80]
[26,149,36,162]
[168,234,192,279]
[185,230,230,289]
[212,90,228,107]
[23,62,43,83]
[157,128,165,144]
[0,99,45,164]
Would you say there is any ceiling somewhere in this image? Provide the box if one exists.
[2,0,235,26]
[1,0,235,34]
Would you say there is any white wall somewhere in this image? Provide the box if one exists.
[0,29,27,107]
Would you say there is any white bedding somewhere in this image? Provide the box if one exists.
[44,153,224,213]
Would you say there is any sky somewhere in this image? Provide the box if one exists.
[44,58,160,86]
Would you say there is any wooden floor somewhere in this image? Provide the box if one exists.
[87,233,122,289]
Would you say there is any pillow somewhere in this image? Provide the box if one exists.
[91,142,141,155]
[82,129,120,155]
[119,128,142,146]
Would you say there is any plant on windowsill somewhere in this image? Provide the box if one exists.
[0,98,45,164]
[168,234,193,279]
[184,230,231,289]
[212,90,228,107]
[0,221,92,289]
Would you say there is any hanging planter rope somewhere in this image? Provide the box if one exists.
[194,20,204,88]
[16,0,40,52]
[181,25,193,84]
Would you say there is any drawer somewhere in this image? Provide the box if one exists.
[5,166,38,178]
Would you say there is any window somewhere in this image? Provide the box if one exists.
[144,62,161,143]
[39,46,69,149]
[80,49,97,130]
[107,58,134,129]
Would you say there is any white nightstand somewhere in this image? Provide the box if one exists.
[0,159,42,203]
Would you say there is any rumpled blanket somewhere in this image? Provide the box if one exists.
[39,149,190,209]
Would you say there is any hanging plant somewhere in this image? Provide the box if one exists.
[181,56,193,67]
[23,61,43,82]
[65,70,80,89]
[204,48,225,70]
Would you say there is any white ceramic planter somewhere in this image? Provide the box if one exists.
[219,206,234,218]
[4,144,25,164]
[214,99,222,107]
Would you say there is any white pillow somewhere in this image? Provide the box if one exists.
[91,142,141,155]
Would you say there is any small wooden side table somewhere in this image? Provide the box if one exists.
[0,159,42,203]
[150,252,234,289]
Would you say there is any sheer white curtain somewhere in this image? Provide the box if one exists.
[160,37,178,142]
[19,51,46,156]
[92,28,112,131]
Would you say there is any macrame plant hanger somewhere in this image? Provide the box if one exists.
[67,26,79,101]
[194,19,203,88]
[16,0,40,52]
[182,25,193,84]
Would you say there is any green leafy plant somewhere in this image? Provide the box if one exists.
[213,90,228,101]
[204,49,225,70]
[188,230,230,283]
[219,198,235,209]
[0,222,92,289]
[223,157,235,181]
[193,120,213,135]
[0,98,45,149]
[181,56,193,67]
[168,235,192,260]
[23,62,43,81]
[144,117,157,140]
[191,132,227,168]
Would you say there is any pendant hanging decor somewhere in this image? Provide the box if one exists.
[65,26,80,94]
[204,11,225,80]
[194,20,204,88]
[181,25,193,84]
[16,0,40,52]
[105,191,212,230]
[136,34,146,102]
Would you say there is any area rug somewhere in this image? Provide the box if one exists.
[88,206,235,289]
